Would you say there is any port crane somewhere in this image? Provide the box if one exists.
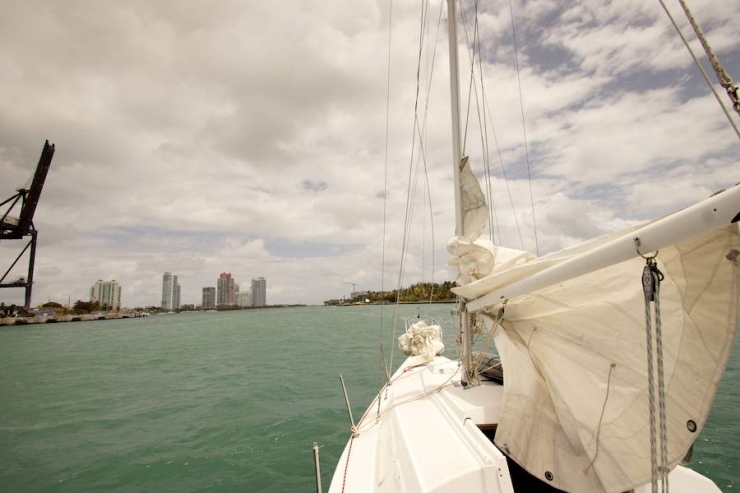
[0,140,55,309]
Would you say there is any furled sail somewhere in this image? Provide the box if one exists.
[459,156,488,241]
[453,217,739,492]
[448,157,536,285]
[398,320,445,366]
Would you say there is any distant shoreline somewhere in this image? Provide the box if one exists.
[0,313,145,326]
[0,304,310,326]
[326,300,457,307]
[0,302,458,326]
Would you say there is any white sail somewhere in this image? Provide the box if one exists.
[398,319,445,366]
[459,156,488,241]
[448,156,536,286]
[452,218,739,491]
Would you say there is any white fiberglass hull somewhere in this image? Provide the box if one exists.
[328,356,722,493]
[329,355,513,493]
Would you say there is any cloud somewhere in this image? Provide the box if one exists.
[1,0,739,307]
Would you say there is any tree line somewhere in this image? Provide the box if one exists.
[0,300,114,317]
[325,281,457,305]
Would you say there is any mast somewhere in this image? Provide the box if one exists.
[447,0,474,386]
[448,0,463,233]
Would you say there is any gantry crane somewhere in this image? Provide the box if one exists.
[0,140,55,309]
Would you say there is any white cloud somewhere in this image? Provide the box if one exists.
[1,0,739,307]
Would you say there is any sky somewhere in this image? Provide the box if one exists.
[1,0,738,308]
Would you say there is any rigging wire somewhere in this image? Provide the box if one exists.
[656,0,740,140]
[461,43,475,155]
[418,3,445,307]
[468,0,498,244]
[473,4,498,245]
[378,0,394,385]
[422,15,428,289]
[419,2,446,307]
[460,0,495,243]
[485,97,521,248]
[675,0,740,118]
[408,6,444,268]
[508,0,540,256]
[413,119,437,307]
[392,0,445,361]
[425,171,436,306]
[420,0,440,306]
[390,0,432,374]
[459,0,525,250]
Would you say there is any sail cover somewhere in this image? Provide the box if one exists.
[457,223,739,492]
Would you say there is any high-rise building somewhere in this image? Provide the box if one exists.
[251,277,266,307]
[161,272,181,310]
[217,272,236,306]
[237,288,251,308]
[90,279,122,311]
[202,287,216,309]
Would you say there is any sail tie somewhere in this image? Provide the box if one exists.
[641,254,669,493]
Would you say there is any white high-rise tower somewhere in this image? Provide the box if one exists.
[90,279,122,311]
[251,277,266,307]
[161,272,180,310]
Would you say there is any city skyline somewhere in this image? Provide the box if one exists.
[205,273,267,308]
[164,272,271,309]
[13,271,270,310]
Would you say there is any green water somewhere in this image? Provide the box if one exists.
[0,305,737,492]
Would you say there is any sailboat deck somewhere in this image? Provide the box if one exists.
[329,356,515,493]
[329,355,723,493]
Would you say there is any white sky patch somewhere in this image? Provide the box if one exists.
[1,0,739,308]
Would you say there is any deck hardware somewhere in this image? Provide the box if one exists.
[312,442,323,493]
[339,374,358,436]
